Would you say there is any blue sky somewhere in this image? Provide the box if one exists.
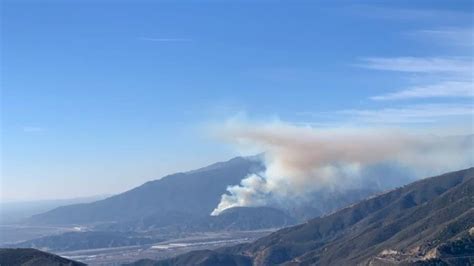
[2,0,473,201]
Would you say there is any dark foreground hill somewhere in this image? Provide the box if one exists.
[0,248,85,266]
[130,167,474,266]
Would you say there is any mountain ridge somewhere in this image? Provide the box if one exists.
[28,156,264,227]
[27,155,382,231]
[132,167,474,266]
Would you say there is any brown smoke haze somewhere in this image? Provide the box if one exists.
[211,120,473,215]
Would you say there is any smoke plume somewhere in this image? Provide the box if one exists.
[211,121,473,215]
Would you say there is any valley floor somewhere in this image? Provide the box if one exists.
[58,230,274,265]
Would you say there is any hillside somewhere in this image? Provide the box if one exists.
[135,167,474,266]
[0,248,85,266]
[27,155,379,232]
[29,156,263,226]
[205,207,297,231]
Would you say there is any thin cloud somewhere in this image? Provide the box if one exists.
[338,104,474,124]
[296,103,474,125]
[371,81,474,100]
[358,57,473,100]
[139,37,192,42]
[349,5,472,22]
[358,57,472,74]
[412,28,474,47]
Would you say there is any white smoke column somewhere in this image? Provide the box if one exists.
[211,121,473,215]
